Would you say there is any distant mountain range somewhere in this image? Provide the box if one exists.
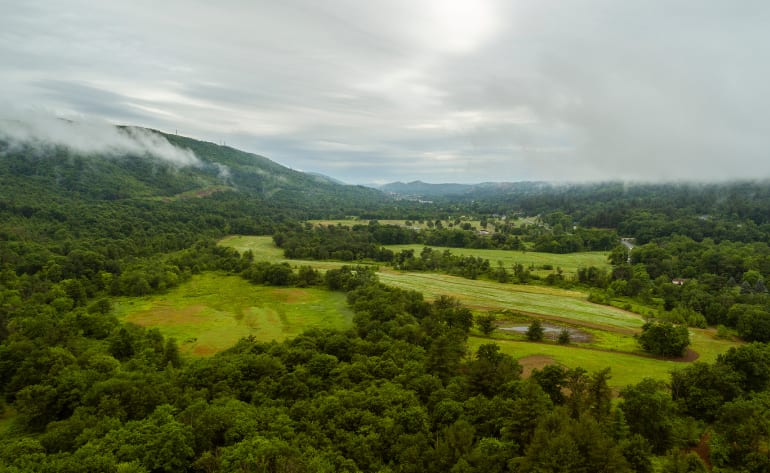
[378,180,556,199]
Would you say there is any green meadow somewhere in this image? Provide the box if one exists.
[378,270,643,331]
[216,235,741,375]
[219,235,287,261]
[469,337,682,389]
[219,235,349,271]
[689,328,743,363]
[384,244,610,276]
[114,272,353,356]
[219,235,611,277]
[472,324,741,387]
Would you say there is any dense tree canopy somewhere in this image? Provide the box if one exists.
[5,134,770,470]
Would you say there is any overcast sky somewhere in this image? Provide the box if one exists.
[1,1,769,184]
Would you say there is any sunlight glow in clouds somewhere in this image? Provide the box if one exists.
[1,0,769,184]
[426,0,501,54]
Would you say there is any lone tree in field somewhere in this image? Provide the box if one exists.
[476,314,497,336]
[558,328,571,344]
[527,319,544,341]
[638,321,690,357]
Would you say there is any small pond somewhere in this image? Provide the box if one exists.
[498,322,592,343]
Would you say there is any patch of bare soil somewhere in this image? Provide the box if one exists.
[674,348,700,362]
[276,288,311,304]
[518,355,557,378]
[192,344,219,356]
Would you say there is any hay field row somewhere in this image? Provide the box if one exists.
[378,270,643,331]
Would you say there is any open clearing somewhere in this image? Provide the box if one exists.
[220,236,629,331]
[469,337,682,388]
[384,244,610,276]
[219,235,347,271]
[219,235,609,277]
[378,270,644,331]
[114,272,353,356]
[218,235,741,371]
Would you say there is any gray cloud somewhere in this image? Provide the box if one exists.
[0,110,200,167]
[1,0,769,184]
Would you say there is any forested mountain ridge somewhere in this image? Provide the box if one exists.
[0,125,385,208]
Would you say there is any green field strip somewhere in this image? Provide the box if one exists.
[689,329,743,363]
[218,236,740,366]
[378,271,645,331]
[383,244,610,275]
[469,337,683,388]
[219,235,350,271]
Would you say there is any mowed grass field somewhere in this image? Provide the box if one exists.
[220,235,610,276]
[114,272,353,356]
[219,235,348,271]
[220,235,284,260]
[219,237,634,330]
[384,244,610,277]
[217,235,741,381]
[469,337,680,389]
[378,270,643,331]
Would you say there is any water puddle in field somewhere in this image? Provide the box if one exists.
[498,322,592,343]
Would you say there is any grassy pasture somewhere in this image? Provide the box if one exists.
[378,270,644,331]
[219,235,348,271]
[469,336,681,388]
[689,329,743,363]
[114,273,353,356]
[220,235,286,261]
[218,236,741,368]
[385,244,610,277]
[225,229,610,278]
[219,235,611,278]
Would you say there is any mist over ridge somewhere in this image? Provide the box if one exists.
[0,111,200,167]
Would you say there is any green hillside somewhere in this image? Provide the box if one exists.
[0,127,385,210]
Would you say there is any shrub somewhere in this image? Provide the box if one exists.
[638,321,690,357]
[527,319,544,341]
